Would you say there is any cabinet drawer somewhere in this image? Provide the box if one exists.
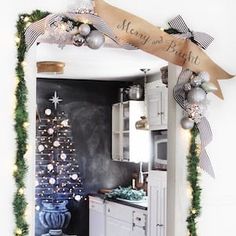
[106,202,133,223]
[89,197,105,213]
[133,211,147,228]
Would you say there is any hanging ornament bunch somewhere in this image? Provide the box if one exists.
[180,71,217,130]
[45,15,105,49]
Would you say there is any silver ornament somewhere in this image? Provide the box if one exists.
[45,109,52,116]
[47,128,54,135]
[181,117,194,129]
[190,76,202,87]
[198,71,210,83]
[187,87,206,104]
[86,30,105,49]
[73,34,85,47]
[79,23,91,36]
[183,83,192,92]
[201,82,218,93]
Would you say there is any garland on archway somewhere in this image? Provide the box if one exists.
[14,10,49,236]
[14,8,217,236]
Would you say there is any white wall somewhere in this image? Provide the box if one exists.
[0,0,236,235]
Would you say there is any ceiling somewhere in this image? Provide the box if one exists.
[36,43,167,81]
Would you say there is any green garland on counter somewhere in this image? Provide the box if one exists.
[14,10,49,236]
[186,125,202,236]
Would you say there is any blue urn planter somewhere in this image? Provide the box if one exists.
[39,200,71,235]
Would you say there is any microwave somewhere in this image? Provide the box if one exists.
[152,131,167,170]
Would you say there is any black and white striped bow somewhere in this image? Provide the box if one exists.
[173,69,215,178]
[168,15,214,50]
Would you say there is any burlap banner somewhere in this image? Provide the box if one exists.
[94,0,233,99]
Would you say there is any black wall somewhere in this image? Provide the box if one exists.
[36,78,140,236]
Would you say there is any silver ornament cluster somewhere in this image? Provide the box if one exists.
[180,71,217,129]
[45,15,105,50]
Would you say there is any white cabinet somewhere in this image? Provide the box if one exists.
[106,201,147,236]
[148,171,167,236]
[146,86,168,130]
[112,101,151,162]
[89,196,106,236]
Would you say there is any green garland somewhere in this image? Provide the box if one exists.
[14,10,49,236]
[186,125,201,236]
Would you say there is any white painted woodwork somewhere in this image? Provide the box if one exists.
[89,196,106,236]
[146,86,168,130]
[148,170,167,236]
[112,101,151,163]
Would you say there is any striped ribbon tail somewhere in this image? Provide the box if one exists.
[25,16,49,51]
[197,117,215,178]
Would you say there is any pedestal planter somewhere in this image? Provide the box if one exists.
[39,200,71,236]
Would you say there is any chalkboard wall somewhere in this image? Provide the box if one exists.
[36,78,141,236]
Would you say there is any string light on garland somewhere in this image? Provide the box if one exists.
[14,10,50,236]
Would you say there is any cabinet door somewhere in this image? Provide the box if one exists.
[161,89,168,126]
[147,91,162,129]
[106,217,132,236]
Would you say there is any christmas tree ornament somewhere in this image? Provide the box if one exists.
[60,153,67,160]
[49,177,56,185]
[86,30,105,49]
[199,71,210,83]
[45,108,52,116]
[53,140,60,147]
[74,195,82,201]
[47,164,54,171]
[47,128,54,135]
[71,174,78,180]
[72,34,85,47]
[183,82,192,92]
[187,87,206,104]
[38,144,45,152]
[190,75,202,87]
[78,23,91,36]
[180,117,194,129]
[201,82,218,93]
[61,119,69,127]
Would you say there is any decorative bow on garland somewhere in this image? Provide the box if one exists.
[168,15,216,178]
[167,15,214,50]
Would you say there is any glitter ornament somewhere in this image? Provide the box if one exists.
[53,140,60,147]
[47,128,54,135]
[74,195,82,201]
[71,174,78,180]
[47,164,54,171]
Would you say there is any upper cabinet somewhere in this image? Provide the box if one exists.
[146,85,168,131]
[112,101,151,163]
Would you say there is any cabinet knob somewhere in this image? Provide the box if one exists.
[161,112,164,115]
[107,208,110,213]
[136,217,141,221]
[157,112,161,115]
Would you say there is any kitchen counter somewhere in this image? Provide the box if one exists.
[89,192,148,210]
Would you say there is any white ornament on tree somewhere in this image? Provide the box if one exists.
[49,177,56,185]
[38,144,45,152]
[47,128,54,135]
[47,164,54,171]
[53,140,60,147]
[71,174,78,180]
[60,153,67,160]
[74,195,82,201]
[61,119,69,127]
[45,108,52,116]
